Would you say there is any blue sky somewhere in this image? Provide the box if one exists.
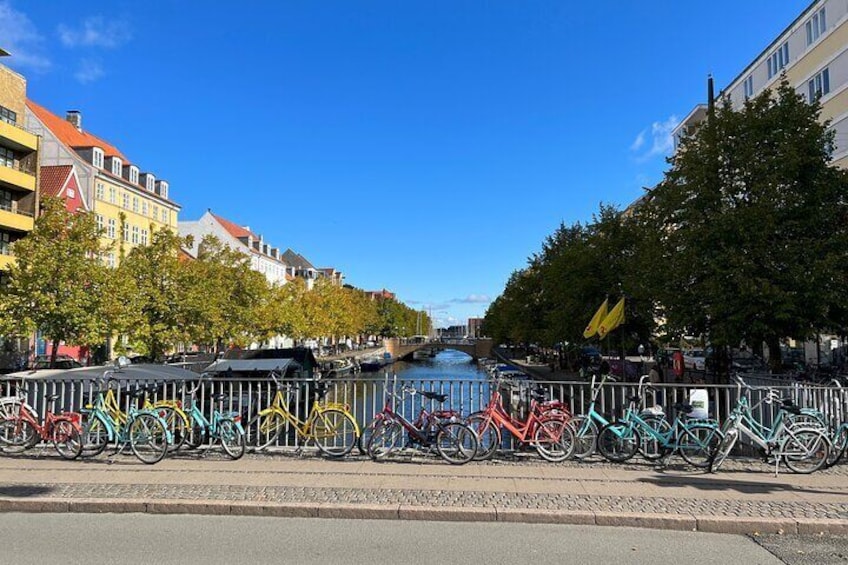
[1,1,810,329]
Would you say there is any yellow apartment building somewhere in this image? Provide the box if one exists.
[674,0,848,169]
[26,102,180,265]
[0,52,39,277]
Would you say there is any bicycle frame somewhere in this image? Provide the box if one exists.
[479,388,561,444]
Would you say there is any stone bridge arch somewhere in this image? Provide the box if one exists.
[384,338,493,361]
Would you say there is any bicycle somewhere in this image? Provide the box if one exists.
[569,372,618,459]
[467,378,575,462]
[365,377,478,465]
[0,385,83,460]
[822,379,848,467]
[596,376,722,468]
[182,376,246,460]
[79,370,171,464]
[709,374,830,474]
[245,371,359,457]
[140,383,191,453]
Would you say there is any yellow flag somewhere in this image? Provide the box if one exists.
[597,298,625,339]
[583,299,609,339]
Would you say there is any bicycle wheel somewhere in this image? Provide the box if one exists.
[154,406,188,452]
[51,419,82,460]
[678,422,722,468]
[218,418,246,460]
[435,422,478,465]
[185,418,207,449]
[0,419,37,454]
[708,426,738,473]
[358,418,380,456]
[570,416,599,460]
[533,418,574,463]
[251,412,284,450]
[129,413,168,465]
[597,422,639,463]
[80,413,110,458]
[367,420,403,460]
[312,409,358,458]
[826,425,848,468]
[465,413,500,461]
[639,415,672,461]
[781,428,830,474]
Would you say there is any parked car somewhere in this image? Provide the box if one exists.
[683,349,706,371]
[731,353,767,373]
[32,355,83,370]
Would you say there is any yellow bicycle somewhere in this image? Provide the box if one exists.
[248,371,359,457]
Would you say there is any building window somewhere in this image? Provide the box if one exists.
[132,196,139,213]
[131,225,139,244]
[108,186,116,204]
[105,252,115,268]
[809,68,831,100]
[152,206,159,222]
[122,193,130,210]
[806,7,827,45]
[129,167,139,185]
[768,42,789,79]
[123,223,130,242]
[92,148,104,169]
[0,146,14,168]
[141,228,148,246]
[163,210,170,225]
[142,201,148,216]
[0,231,10,255]
[107,218,116,239]
[0,105,16,125]
[95,214,104,233]
[743,75,754,98]
[111,158,122,177]
[0,189,11,212]
[95,182,104,201]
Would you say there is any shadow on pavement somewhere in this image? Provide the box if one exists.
[637,475,848,497]
[0,485,53,497]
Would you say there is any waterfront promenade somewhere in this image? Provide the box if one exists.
[1,451,846,535]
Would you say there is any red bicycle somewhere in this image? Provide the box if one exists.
[467,381,575,462]
[0,387,83,460]
[365,379,478,465]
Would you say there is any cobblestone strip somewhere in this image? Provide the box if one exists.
[1,482,846,521]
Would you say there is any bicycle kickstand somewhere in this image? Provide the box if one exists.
[107,441,129,464]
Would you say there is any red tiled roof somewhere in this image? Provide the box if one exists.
[27,100,129,162]
[39,165,73,198]
[210,212,257,240]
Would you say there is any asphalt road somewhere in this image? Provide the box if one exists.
[0,513,784,565]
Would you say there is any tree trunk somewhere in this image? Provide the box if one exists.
[50,338,60,368]
[766,337,782,373]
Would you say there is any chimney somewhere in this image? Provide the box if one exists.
[66,110,82,131]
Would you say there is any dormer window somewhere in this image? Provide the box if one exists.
[156,181,169,199]
[111,157,122,177]
[129,166,139,185]
[92,147,104,169]
[142,173,156,192]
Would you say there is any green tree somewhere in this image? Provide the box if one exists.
[0,198,107,365]
[646,79,848,367]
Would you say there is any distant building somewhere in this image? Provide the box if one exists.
[40,165,87,213]
[365,289,396,300]
[468,317,484,338]
[179,210,291,286]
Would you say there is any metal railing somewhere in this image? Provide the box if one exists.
[2,373,845,451]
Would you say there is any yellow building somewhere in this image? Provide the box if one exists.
[26,101,180,265]
[0,52,39,276]
[674,0,848,169]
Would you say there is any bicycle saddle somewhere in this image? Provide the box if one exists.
[210,392,228,401]
[673,402,694,414]
[781,404,802,416]
[44,393,61,402]
[420,391,448,403]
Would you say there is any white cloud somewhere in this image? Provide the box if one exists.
[631,115,680,162]
[452,294,491,304]
[0,1,51,71]
[58,16,131,48]
[74,59,104,84]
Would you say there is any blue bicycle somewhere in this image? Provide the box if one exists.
[183,376,246,460]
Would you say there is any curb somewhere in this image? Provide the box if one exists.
[1,497,846,535]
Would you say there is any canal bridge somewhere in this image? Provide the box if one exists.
[384,338,493,361]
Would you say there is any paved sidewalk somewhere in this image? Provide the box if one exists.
[1,450,847,534]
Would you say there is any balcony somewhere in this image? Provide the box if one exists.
[0,163,35,192]
[0,120,38,153]
[0,207,34,233]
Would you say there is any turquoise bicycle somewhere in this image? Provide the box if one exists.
[709,375,830,474]
[80,371,171,465]
[183,376,246,460]
[570,372,618,459]
[597,376,723,468]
